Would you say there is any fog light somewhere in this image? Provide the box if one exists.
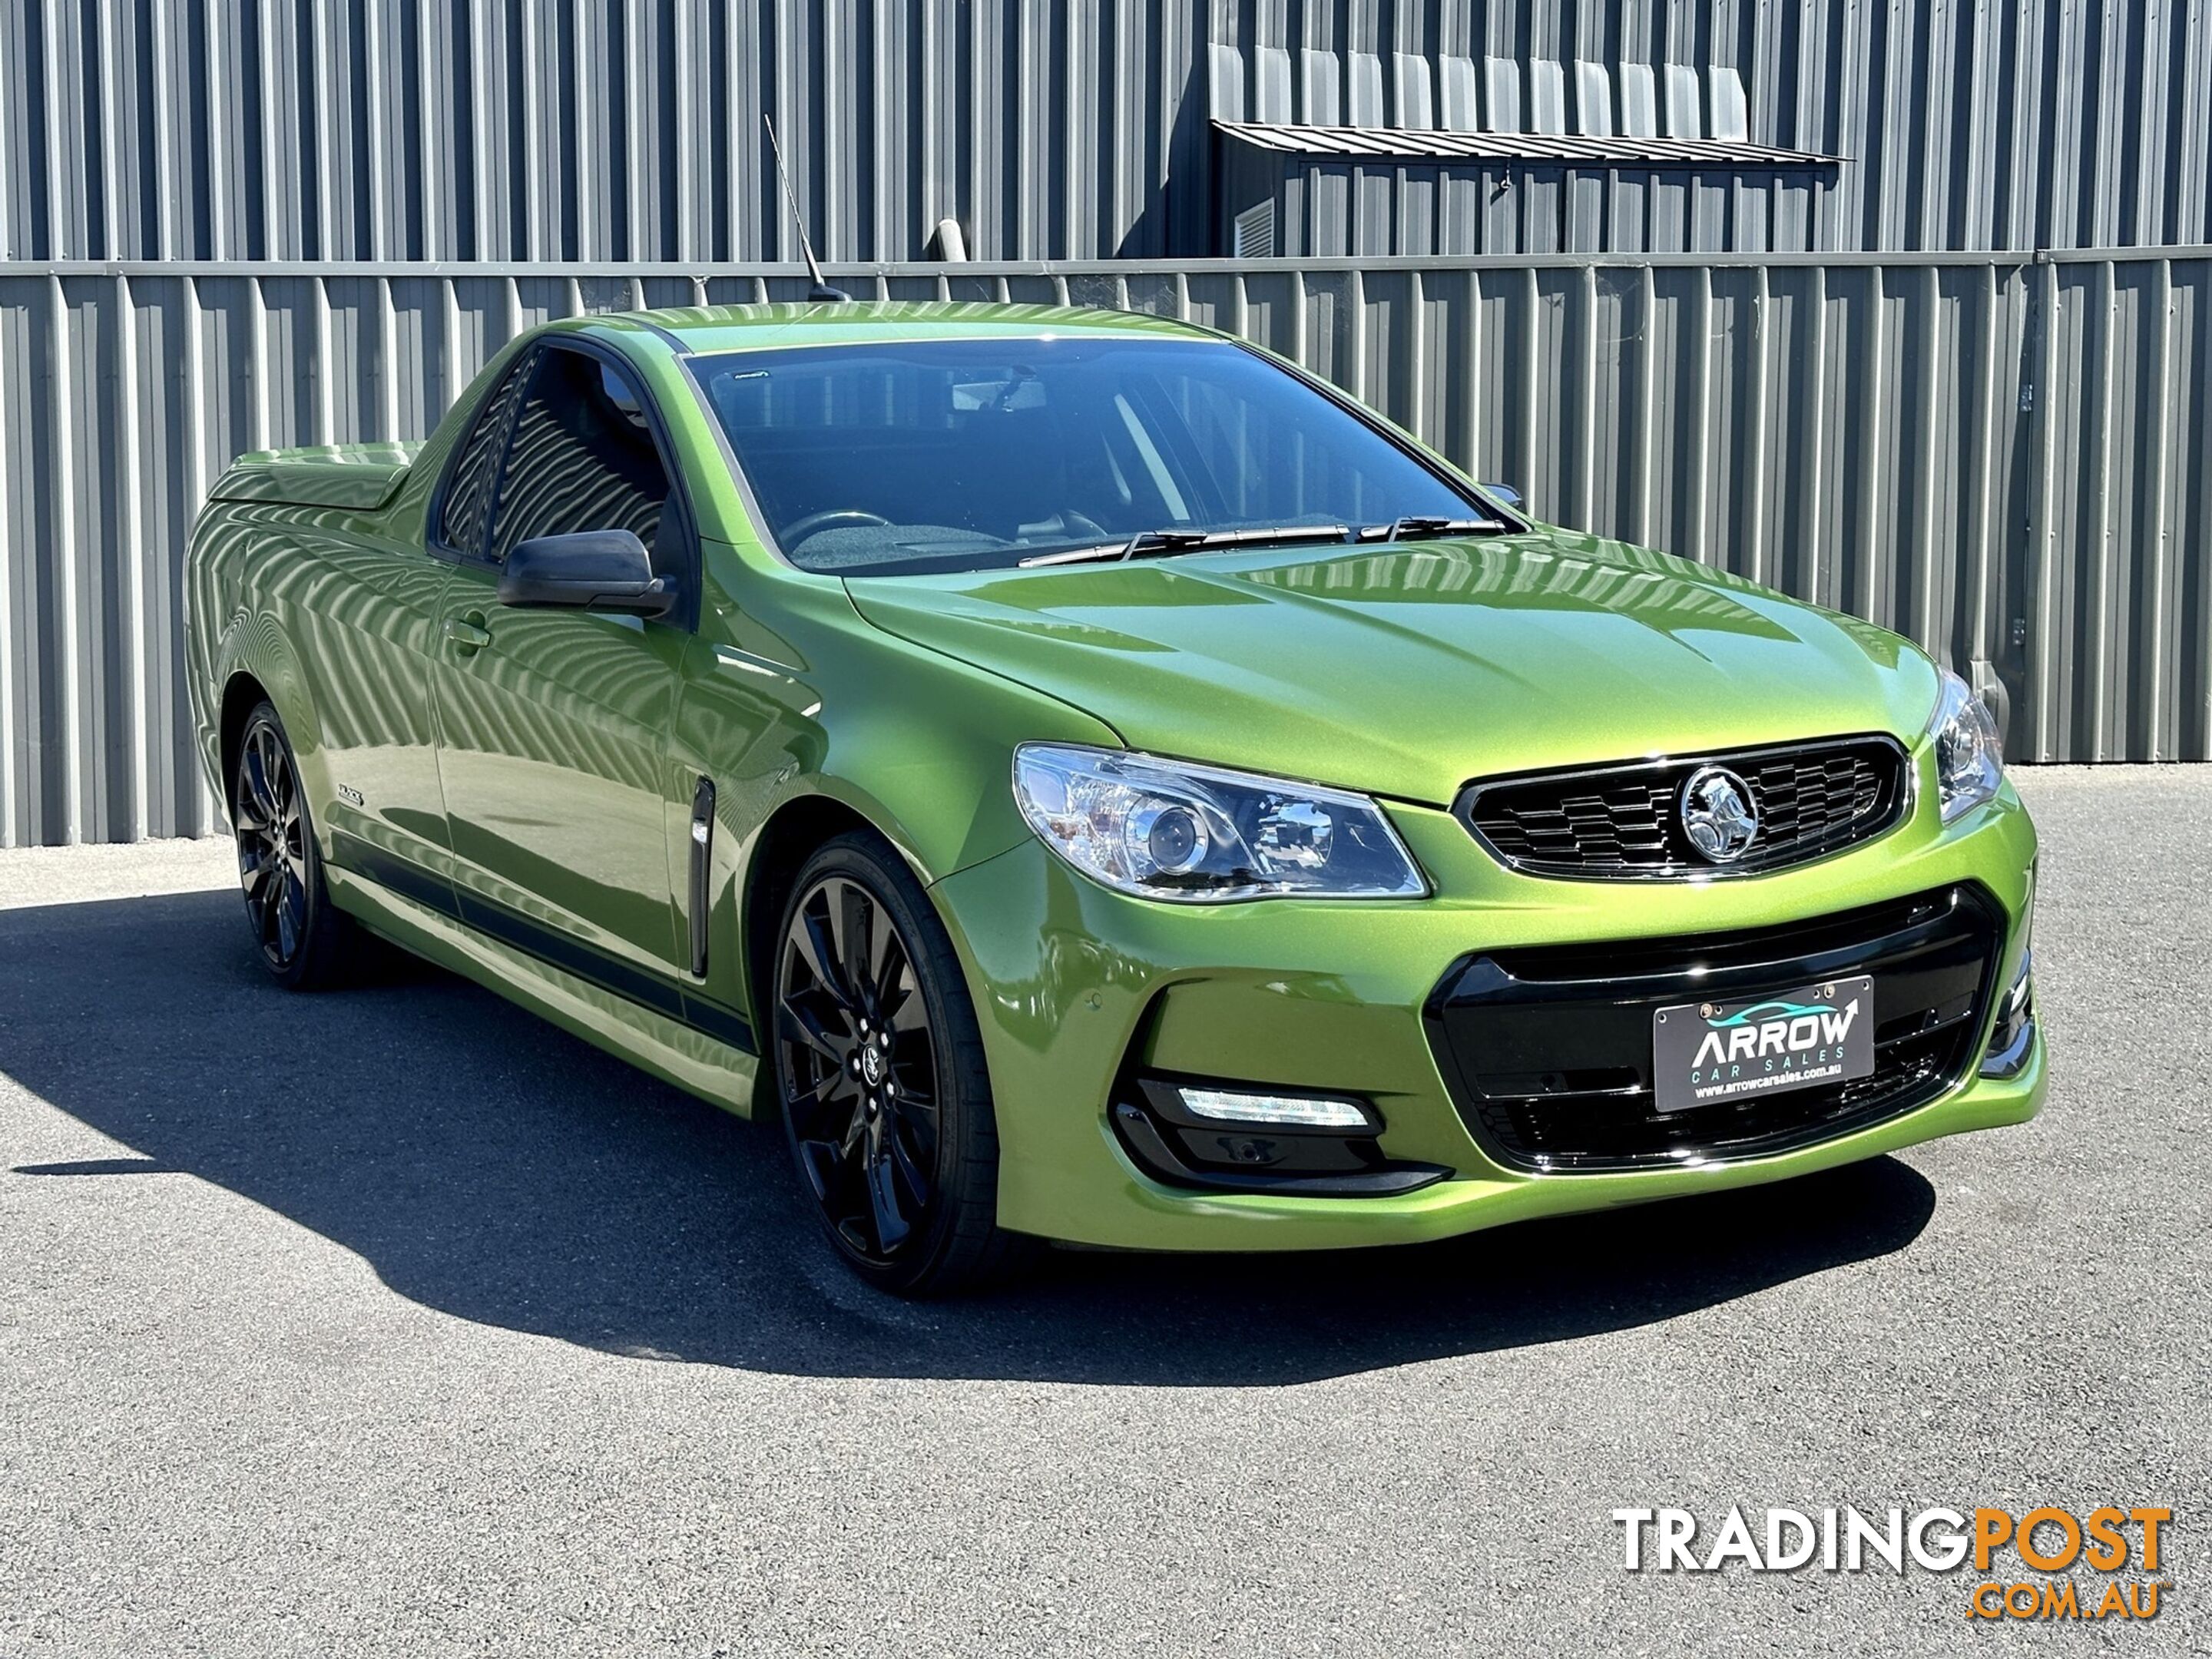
[1175,1086,1377,1130]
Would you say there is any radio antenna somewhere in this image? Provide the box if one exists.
[764,115,851,303]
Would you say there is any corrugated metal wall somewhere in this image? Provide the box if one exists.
[3,250,2206,846]
[1259,157,1835,254]
[2,0,2207,845]
[0,0,1210,262]
[1208,0,2212,253]
[5,2,2206,265]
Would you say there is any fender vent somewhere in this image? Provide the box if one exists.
[688,777,716,976]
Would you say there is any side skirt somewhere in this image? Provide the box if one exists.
[325,863,762,1121]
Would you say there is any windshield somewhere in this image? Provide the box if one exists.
[690,336,1490,575]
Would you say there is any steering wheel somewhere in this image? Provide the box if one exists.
[783,508,892,544]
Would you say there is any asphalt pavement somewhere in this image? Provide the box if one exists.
[1,770,2204,1657]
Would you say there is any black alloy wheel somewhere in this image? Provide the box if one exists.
[779,873,940,1257]
[232,702,353,988]
[770,834,1021,1294]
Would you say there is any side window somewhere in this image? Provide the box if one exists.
[486,348,675,571]
[434,358,528,556]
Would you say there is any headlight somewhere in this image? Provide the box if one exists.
[1926,668,2004,823]
[1012,743,1428,902]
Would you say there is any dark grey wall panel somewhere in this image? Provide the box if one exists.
[4,2,2207,847]
[1212,0,2212,253]
[4,2,2206,267]
[2,250,2204,844]
[1207,0,2210,253]
[1257,158,1830,255]
[0,0,1212,263]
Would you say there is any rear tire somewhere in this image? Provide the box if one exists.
[231,701,356,991]
[768,831,1027,1296]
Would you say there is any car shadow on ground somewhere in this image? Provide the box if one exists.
[1,889,1936,1386]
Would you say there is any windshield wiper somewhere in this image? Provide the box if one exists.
[1018,524,1351,568]
[1361,515,1505,543]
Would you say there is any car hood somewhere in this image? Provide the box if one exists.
[845,530,1940,806]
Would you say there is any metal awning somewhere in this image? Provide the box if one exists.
[1215,118,1841,169]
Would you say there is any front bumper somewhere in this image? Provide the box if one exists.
[930,764,2043,1252]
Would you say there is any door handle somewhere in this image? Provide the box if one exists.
[442,612,492,655]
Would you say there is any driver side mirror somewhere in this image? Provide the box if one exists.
[1479,482,1523,510]
[498,530,674,618]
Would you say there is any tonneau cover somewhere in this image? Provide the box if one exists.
[207,441,426,512]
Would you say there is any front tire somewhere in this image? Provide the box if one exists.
[232,701,355,990]
[769,833,1023,1296]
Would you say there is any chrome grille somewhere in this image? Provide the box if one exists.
[1458,736,1910,880]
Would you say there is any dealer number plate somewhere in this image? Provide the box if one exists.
[1651,975,1876,1114]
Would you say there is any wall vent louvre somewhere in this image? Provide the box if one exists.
[1232,200,1277,258]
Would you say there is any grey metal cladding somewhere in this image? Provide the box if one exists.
[1251,159,1833,257]
[1205,1,2211,253]
[1213,119,1841,167]
[0,0,2208,846]
[2,251,2207,846]
[0,0,1212,264]
[4,2,2207,266]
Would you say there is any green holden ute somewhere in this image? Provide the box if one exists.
[186,302,2043,1293]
